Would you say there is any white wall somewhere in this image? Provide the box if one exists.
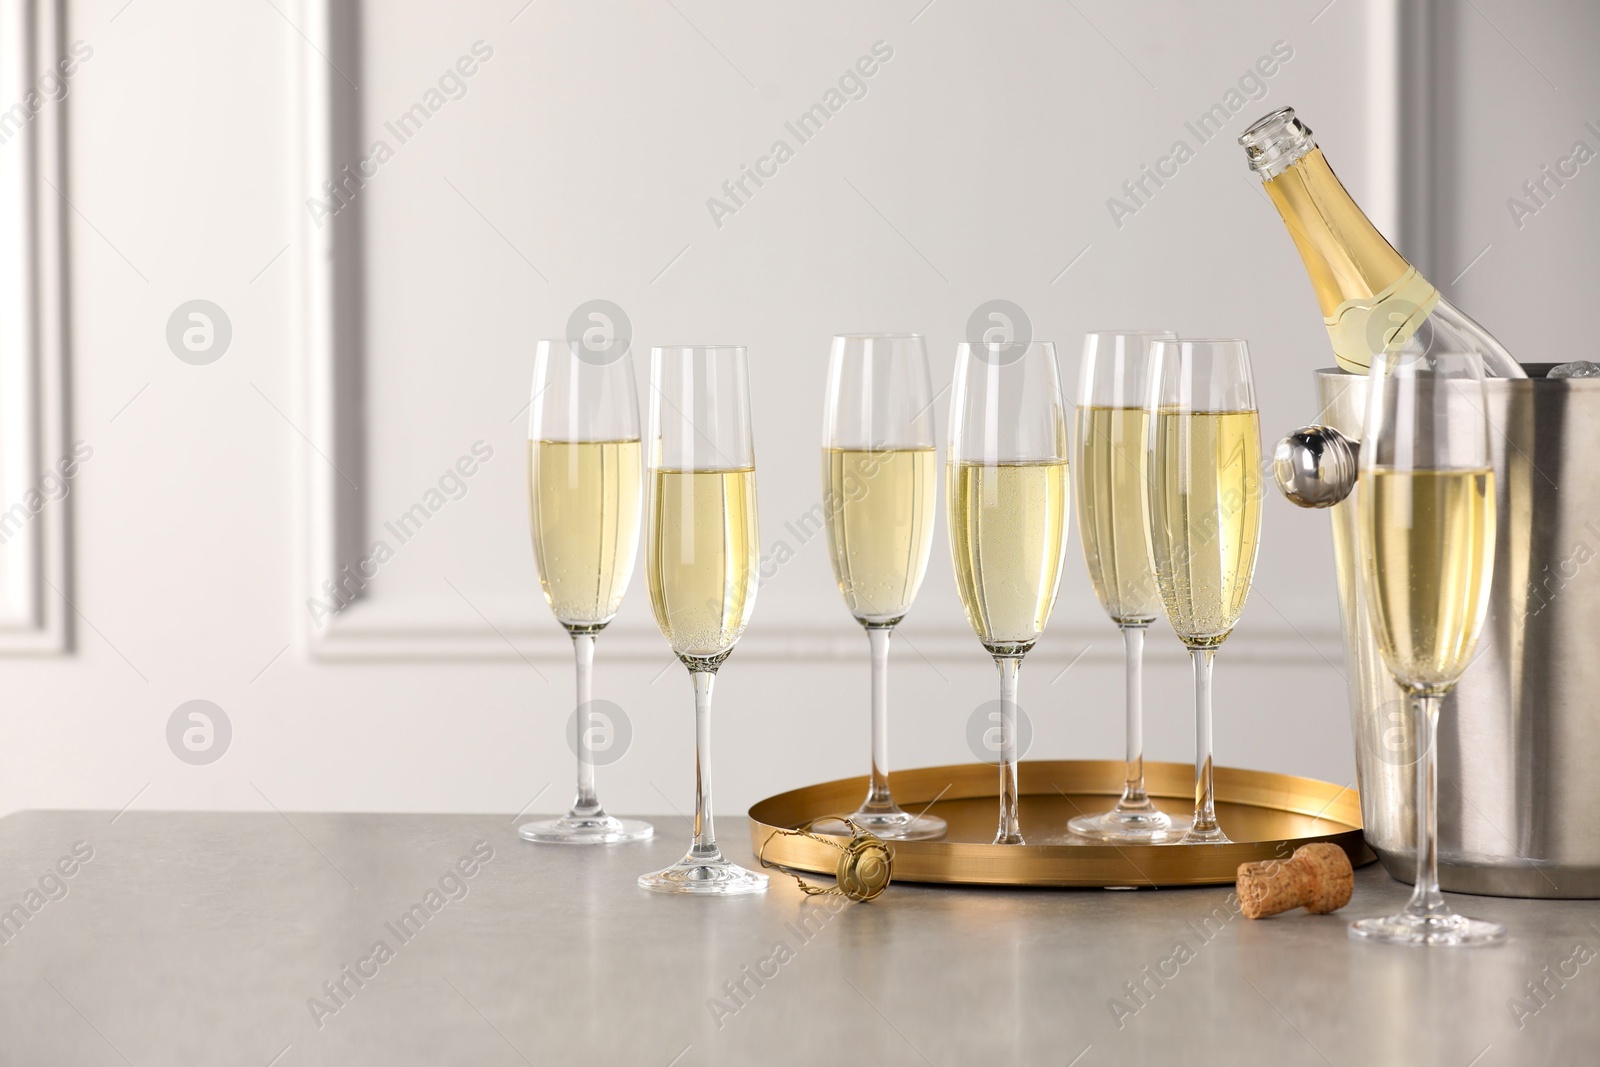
[1,0,1588,820]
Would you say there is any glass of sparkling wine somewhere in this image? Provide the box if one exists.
[1066,331,1190,844]
[638,345,767,895]
[1144,339,1263,845]
[1349,352,1503,946]
[947,340,1071,845]
[819,335,946,841]
[521,339,652,845]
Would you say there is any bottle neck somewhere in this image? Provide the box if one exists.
[1263,148,1418,315]
[1262,148,1438,372]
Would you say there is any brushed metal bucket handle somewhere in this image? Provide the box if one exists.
[1272,425,1360,508]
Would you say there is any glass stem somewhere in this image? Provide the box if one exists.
[1404,692,1448,918]
[568,632,602,819]
[689,667,720,860]
[1116,624,1150,812]
[995,655,1024,845]
[863,625,895,813]
[1189,648,1219,836]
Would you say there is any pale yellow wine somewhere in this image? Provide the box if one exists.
[822,447,936,625]
[1360,468,1495,692]
[1146,410,1263,646]
[1075,407,1161,624]
[528,439,642,628]
[947,460,1070,653]
[647,468,759,659]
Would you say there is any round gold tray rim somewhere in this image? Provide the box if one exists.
[748,759,1373,888]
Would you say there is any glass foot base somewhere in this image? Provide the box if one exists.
[1178,823,1231,845]
[1068,807,1191,844]
[1349,911,1507,947]
[814,809,947,841]
[519,815,653,845]
[639,853,768,895]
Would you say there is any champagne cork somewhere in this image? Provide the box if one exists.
[1236,843,1353,919]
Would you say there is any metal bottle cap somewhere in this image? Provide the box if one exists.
[836,836,893,902]
[759,817,895,902]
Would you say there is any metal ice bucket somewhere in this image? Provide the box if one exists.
[1276,366,1600,898]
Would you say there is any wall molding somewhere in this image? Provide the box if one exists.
[292,0,370,661]
[292,603,1344,665]
[0,0,70,655]
[1367,0,1435,274]
[291,1,1349,664]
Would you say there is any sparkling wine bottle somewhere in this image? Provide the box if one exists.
[1239,107,1524,379]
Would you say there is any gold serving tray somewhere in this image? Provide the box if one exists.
[749,759,1374,888]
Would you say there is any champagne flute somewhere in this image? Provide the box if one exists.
[1349,352,1503,946]
[820,334,946,841]
[638,345,767,895]
[1066,331,1190,843]
[947,340,1071,845]
[1144,339,1263,845]
[521,339,652,845]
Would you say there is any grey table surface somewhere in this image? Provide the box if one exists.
[0,811,1596,1067]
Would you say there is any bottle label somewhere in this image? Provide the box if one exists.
[1324,267,1440,373]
